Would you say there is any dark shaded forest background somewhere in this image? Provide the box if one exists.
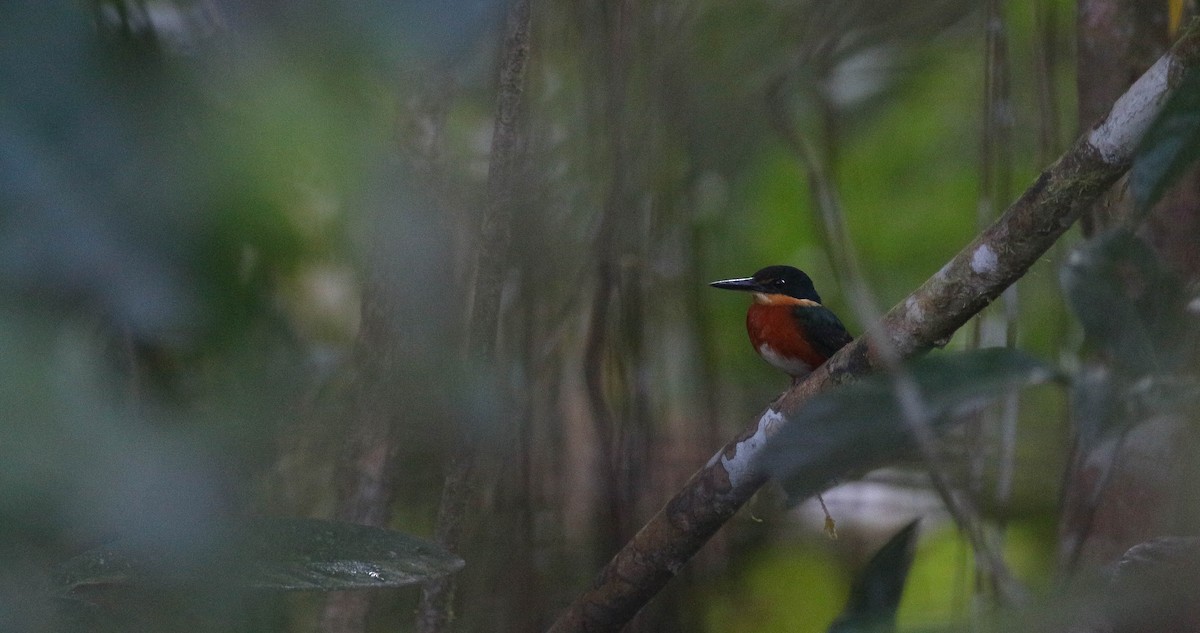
[4,0,1200,632]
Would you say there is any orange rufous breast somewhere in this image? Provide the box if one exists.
[746,303,827,375]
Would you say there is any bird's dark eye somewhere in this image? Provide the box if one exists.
[772,278,787,288]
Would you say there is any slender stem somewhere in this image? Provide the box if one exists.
[417,0,532,631]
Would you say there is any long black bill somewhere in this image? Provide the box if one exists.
[709,277,760,292]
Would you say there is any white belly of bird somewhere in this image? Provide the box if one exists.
[757,343,813,377]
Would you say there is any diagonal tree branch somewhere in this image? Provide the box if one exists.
[546,19,1200,633]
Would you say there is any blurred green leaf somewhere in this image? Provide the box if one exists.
[1060,230,1195,446]
[828,520,919,633]
[1131,68,1200,211]
[1102,537,1200,632]
[764,348,1063,501]
[54,517,464,593]
[1060,230,1190,375]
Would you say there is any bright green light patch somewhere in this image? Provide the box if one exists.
[897,518,1059,629]
[738,148,821,265]
[896,526,973,630]
[705,543,846,633]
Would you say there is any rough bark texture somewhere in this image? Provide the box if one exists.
[545,20,1200,633]
[465,0,532,357]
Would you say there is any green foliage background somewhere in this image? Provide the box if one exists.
[2,0,1162,631]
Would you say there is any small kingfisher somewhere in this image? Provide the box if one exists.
[710,265,853,538]
[710,265,853,385]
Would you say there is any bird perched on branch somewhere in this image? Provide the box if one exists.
[710,265,853,384]
[710,264,854,537]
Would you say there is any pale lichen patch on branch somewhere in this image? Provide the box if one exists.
[1087,54,1171,164]
[904,296,926,324]
[713,407,785,488]
[970,244,1000,276]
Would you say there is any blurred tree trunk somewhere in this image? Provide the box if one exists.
[1061,0,1200,577]
[419,0,533,631]
[315,160,464,633]
[1076,0,1168,237]
[313,50,471,633]
[578,0,653,564]
[318,276,409,633]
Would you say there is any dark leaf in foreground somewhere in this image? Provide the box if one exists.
[1103,537,1200,632]
[1060,230,1187,375]
[764,348,1062,502]
[1060,230,1196,447]
[1131,67,1200,212]
[828,520,919,633]
[53,517,464,593]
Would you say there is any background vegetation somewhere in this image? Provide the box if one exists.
[2,1,1199,632]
